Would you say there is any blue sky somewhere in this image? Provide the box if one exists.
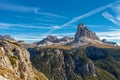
[0,0,120,44]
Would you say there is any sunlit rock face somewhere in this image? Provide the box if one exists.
[75,23,99,42]
[0,35,15,41]
[0,40,48,80]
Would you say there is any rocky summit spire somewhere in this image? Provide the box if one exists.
[75,23,99,41]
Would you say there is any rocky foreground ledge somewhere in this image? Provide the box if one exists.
[0,40,48,80]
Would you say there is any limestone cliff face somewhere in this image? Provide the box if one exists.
[0,40,48,80]
[75,23,99,42]
[31,47,116,80]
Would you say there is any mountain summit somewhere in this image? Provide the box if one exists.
[70,23,118,47]
[75,23,99,42]
[34,23,117,47]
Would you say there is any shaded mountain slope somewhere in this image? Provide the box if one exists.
[30,46,119,80]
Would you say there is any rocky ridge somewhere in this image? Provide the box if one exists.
[0,40,48,80]
[35,35,73,46]
[0,35,15,41]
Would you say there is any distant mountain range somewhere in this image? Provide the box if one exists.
[0,23,120,80]
[33,23,117,47]
[34,35,73,46]
[0,23,117,47]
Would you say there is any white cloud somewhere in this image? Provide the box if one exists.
[116,16,120,21]
[111,4,120,17]
[0,2,67,19]
[15,15,60,23]
[61,0,120,27]
[102,3,120,26]
[0,2,37,13]
[96,29,120,40]
[15,36,38,41]
[47,0,120,34]
[0,23,16,27]
[37,12,67,18]
[43,33,75,36]
[52,26,60,29]
[0,23,51,29]
[102,12,120,26]
[34,9,67,18]
[113,4,120,21]
[13,34,45,41]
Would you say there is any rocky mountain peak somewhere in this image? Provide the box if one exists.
[0,35,15,41]
[75,23,99,41]
[46,35,58,42]
[78,23,84,28]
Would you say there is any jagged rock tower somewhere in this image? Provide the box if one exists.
[75,23,99,42]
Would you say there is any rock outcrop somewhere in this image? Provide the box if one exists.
[59,36,73,42]
[46,35,58,42]
[35,35,73,46]
[70,23,117,47]
[0,35,15,41]
[102,39,117,46]
[0,40,48,80]
[75,23,99,42]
